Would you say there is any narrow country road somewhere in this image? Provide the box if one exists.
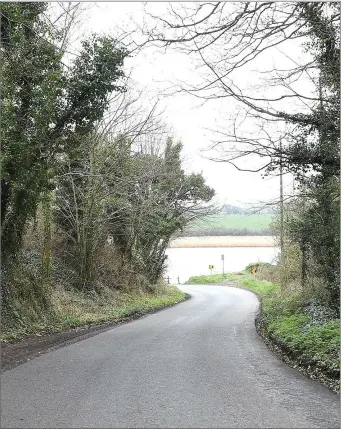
[1,285,339,428]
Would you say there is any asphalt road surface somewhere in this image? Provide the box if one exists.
[1,285,339,428]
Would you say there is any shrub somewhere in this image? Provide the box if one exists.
[244,261,273,274]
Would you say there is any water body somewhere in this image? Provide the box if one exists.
[165,246,280,284]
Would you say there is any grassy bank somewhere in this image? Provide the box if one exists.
[185,272,340,392]
[1,286,185,342]
[184,273,243,284]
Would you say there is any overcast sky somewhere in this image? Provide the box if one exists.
[67,2,306,208]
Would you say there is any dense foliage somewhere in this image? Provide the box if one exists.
[0,3,214,328]
[1,2,127,264]
[278,3,340,313]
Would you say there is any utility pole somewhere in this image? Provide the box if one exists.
[279,138,284,290]
[280,138,284,258]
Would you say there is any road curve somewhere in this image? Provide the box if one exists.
[1,285,339,428]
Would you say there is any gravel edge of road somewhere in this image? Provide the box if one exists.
[1,292,191,373]
[226,282,340,394]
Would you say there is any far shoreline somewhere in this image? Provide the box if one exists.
[169,235,277,248]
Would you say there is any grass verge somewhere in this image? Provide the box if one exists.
[1,285,186,343]
[184,273,242,284]
[186,273,340,393]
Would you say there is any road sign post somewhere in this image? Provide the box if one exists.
[209,264,214,275]
[221,254,225,275]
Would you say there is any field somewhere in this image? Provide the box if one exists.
[188,214,274,231]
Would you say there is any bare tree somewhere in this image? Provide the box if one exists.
[53,83,172,288]
[44,2,92,54]
[140,2,339,179]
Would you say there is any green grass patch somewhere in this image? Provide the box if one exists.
[186,273,279,294]
[240,279,339,379]
[185,273,237,284]
[238,277,280,295]
[1,286,185,342]
[187,214,274,231]
[266,301,340,372]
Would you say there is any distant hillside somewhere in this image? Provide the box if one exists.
[221,204,275,215]
[221,204,248,214]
